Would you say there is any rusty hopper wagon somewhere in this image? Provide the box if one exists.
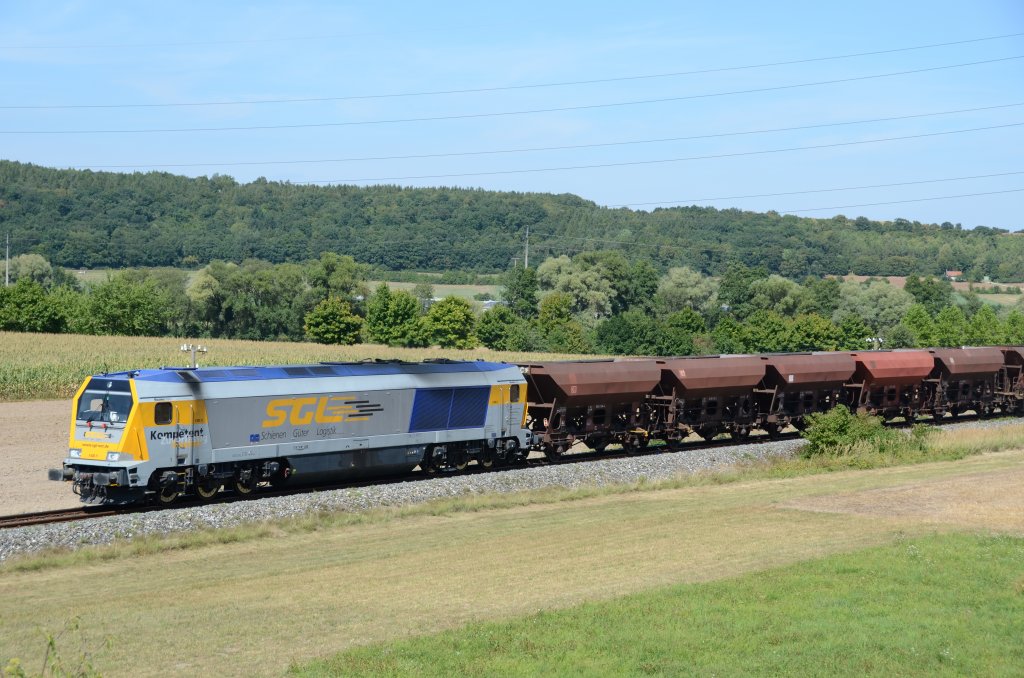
[928,347,1006,417]
[654,355,765,442]
[847,350,935,420]
[754,353,856,434]
[520,360,662,459]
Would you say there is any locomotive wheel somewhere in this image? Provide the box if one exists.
[233,474,257,496]
[156,483,179,506]
[195,478,220,500]
[421,446,441,474]
[478,449,495,469]
[453,449,469,471]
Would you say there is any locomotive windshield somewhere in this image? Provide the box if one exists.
[75,378,134,424]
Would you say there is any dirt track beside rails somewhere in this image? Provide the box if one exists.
[0,401,80,514]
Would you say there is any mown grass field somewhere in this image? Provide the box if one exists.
[294,532,1024,677]
[2,427,1022,677]
[0,331,579,402]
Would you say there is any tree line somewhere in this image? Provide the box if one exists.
[3,160,1023,281]
[3,251,1021,357]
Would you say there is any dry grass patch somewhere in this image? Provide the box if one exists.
[781,464,1024,533]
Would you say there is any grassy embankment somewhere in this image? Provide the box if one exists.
[0,331,575,402]
[2,424,1023,676]
[294,531,1024,677]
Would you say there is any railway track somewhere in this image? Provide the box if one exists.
[0,507,126,529]
[0,414,989,530]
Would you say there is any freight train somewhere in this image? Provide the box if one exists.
[50,347,1024,505]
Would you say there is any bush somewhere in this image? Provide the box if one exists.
[303,298,363,345]
[800,406,899,456]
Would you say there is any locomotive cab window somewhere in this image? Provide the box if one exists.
[75,378,134,424]
[154,402,173,425]
[510,384,521,402]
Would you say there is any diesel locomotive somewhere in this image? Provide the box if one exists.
[50,347,1024,505]
[49,359,532,505]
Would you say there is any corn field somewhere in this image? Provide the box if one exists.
[0,331,582,402]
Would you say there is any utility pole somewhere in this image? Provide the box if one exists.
[523,224,530,269]
[4,232,9,288]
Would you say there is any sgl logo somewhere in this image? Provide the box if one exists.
[261,395,380,428]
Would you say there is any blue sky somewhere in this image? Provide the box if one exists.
[1,1,1022,230]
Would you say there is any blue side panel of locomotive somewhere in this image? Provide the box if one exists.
[409,387,490,432]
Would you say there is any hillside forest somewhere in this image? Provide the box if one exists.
[2,161,1023,281]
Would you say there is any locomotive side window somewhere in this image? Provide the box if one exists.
[154,402,173,425]
[510,384,521,402]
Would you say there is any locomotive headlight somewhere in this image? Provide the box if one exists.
[69,448,82,458]
[106,452,122,462]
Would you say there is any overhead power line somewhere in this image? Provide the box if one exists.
[301,122,1024,183]
[528,187,1024,250]
[612,170,1024,208]
[3,55,1021,135]
[0,27,461,50]
[72,102,1024,170]
[3,32,1022,109]
[783,187,1024,213]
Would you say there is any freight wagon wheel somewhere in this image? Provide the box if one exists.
[544,445,564,461]
[195,478,220,501]
[732,429,750,442]
[623,437,645,455]
[764,423,781,439]
[696,428,718,442]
